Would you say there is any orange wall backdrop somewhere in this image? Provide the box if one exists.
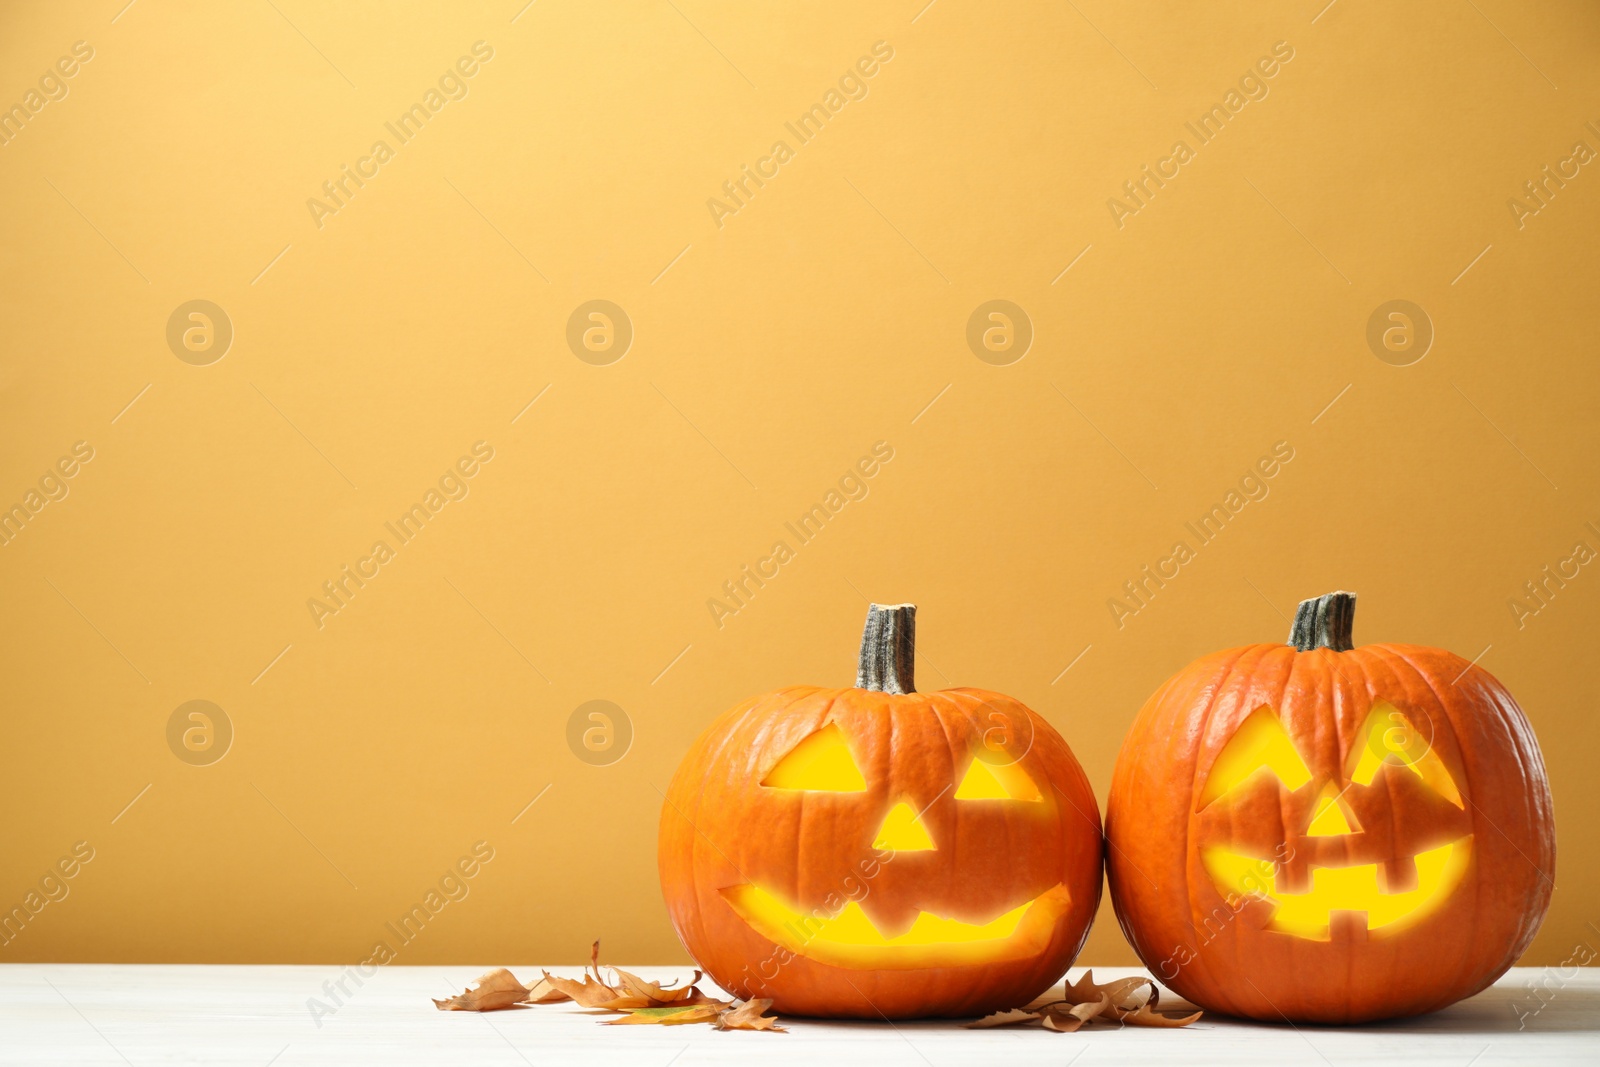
[2,1,1597,969]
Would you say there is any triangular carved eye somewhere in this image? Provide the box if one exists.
[761,723,866,792]
[1198,705,1313,810]
[954,757,1042,802]
[1347,702,1463,808]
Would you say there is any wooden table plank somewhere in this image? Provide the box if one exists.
[1,965,1594,1066]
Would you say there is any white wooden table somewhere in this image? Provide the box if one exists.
[1,965,1593,1065]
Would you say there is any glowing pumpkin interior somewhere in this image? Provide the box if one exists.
[721,720,1068,969]
[1196,701,1472,940]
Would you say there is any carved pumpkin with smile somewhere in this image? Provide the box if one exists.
[1107,592,1556,1023]
[659,604,1103,1019]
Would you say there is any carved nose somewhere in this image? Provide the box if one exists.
[1305,786,1358,837]
[872,801,935,852]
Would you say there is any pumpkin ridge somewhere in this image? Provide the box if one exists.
[933,689,996,922]
[1372,643,1497,1011]
[1271,642,1310,1015]
[676,688,774,967]
[925,690,965,907]
[680,723,725,955]
[1365,642,1554,1007]
[966,691,1038,919]
[1111,648,1223,992]
[1181,642,1272,1014]
[715,688,829,939]
[795,688,849,914]
[1187,644,1273,815]
[1346,645,1411,1017]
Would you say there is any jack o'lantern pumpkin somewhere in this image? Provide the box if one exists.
[1107,591,1555,1023]
[659,604,1103,1018]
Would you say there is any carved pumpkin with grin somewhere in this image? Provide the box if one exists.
[659,604,1103,1018]
[1107,592,1556,1023]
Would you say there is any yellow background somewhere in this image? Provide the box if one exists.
[2,0,1596,971]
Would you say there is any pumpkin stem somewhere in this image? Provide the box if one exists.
[856,603,916,694]
[1289,591,1356,652]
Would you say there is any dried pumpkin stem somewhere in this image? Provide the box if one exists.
[856,603,916,694]
[1288,591,1356,652]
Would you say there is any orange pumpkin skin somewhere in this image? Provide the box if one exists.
[1107,595,1555,1024]
[660,610,1102,1019]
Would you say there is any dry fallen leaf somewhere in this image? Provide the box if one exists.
[435,953,1191,1038]
[604,1005,723,1026]
[432,968,539,1012]
[543,966,724,1011]
[1063,969,1200,1026]
[540,971,632,1008]
[659,1006,726,1026]
[1118,1001,1204,1028]
[1064,970,1151,1011]
[969,1008,1043,1028]
[537,941,628,1007]
[717,998,786,1032]
[966,971,1201,1033]
[437,940,777,1031]
[523,977,572,1005]
[613,967,708,1004]
[1043,993,1110,1032]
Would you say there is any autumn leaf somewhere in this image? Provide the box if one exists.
[1076,994,1112,1019]
[548,942,730,1011]
[605,1005,722,1026]
[1063,970,1150,1011]
[717,998,786,1032]
[523,977,572,1005]
[659,1006,726,1025]
[613,967,716,1005]
[432,968,539,1012]
[431,939,781,1032]
[540,971,633,1008]
[1064,970,1202,1028]
[1062,966,1203,1023]
[535,944,623,1006]
[968,1008,1044,1028]
[545,971,724,1012]
[1118,1002,1204,1028]
[969,971,1201,1033]
[1041,994,1110,1032]
[968,997,1110,1034]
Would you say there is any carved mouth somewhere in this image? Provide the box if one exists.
[720,882,1072,969]
[1202,835,1473,940]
